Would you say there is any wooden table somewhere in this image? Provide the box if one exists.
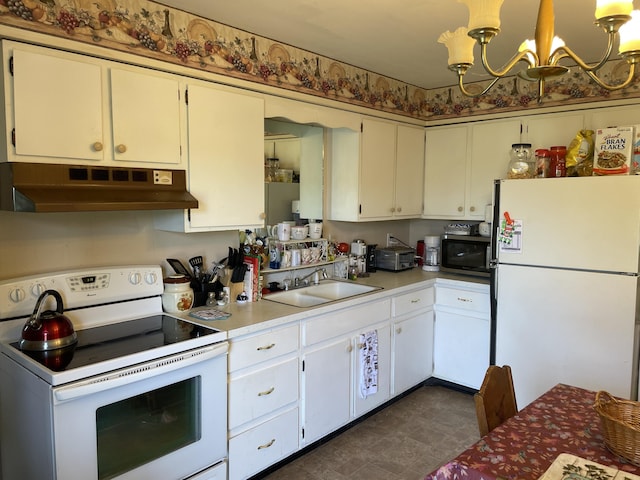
[425,383,640,480]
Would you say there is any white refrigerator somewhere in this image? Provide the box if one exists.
[491,176,640,408]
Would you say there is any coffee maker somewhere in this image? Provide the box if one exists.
[422,236,440,272]
[350,239,367,275]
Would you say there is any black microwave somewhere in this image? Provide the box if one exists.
[440,234,491,277]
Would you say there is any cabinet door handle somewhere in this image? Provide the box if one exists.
[457,206,463,212]
[257,343,275,351]
[397,206,402,213]
[411,298,421,304]
[457,297,472,303]
[258,387,275,396]
[257,438,276,450]
[92,142,103,152]
[116,144,127,154]
[357,342,365,349]
[470,206,476,212]
[396,327,402,334]
[347,343,353,353]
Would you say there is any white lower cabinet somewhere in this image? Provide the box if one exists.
[301,299,391,445]
[433,284,490,390]
[229,408,299,480]
[227,324,300,480]
[391,286,435,394]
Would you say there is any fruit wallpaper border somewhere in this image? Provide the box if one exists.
[0,0,639,121]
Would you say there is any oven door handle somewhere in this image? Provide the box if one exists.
[53,342,228,402]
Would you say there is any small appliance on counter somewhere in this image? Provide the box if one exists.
[366,244,377,273]
[422,236,441,272]
[375,246,415,271]
[350,239,367,274]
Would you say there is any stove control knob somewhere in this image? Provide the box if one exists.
[129,272,142,285]
[9,287,25,303]
[144,272,158,285]
[30,283,46,298]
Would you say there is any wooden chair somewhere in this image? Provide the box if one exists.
[474,365,518,437]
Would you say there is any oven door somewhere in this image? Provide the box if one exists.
[51,342,228,480]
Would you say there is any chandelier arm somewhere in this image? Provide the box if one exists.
[479,44,537,77]
[551,35,616,72]
[458,75,501,97]
[583,62,636,90]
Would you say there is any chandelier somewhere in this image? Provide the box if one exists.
[438,0,640,101]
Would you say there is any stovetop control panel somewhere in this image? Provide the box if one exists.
[0,265,163,320]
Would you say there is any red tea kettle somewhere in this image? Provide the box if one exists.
[20,290,77,352]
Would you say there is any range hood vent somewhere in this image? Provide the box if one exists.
[0,163,198,213]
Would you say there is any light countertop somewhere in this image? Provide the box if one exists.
[179,269,489,339]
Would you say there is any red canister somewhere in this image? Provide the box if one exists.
[549,146,567,178]
[534,149,550,178]
[416,240,425,267]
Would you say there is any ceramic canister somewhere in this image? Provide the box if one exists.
[162,275,194,313]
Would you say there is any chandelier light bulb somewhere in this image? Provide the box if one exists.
[595,0,633,19]
[619,10,640,53]
[438,27,476,66]
[458,0,505,31]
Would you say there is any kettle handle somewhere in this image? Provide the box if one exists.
[28,290,64,329]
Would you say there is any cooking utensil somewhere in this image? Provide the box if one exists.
[166,258,191,278]
[20,290,77,352]
[189,256,204,277]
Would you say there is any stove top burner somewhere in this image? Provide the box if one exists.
[10,315,219,372]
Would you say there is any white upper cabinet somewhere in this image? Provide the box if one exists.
[109,68,182,165]
[328,117,424,221]
[424,119,521,220]
[9,44,104,162]
[3,40,183,168]
[424,112,586,220]
[424,124,469,219]
[155,82,265,232]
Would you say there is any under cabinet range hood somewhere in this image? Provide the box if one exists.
[0,163,199,212]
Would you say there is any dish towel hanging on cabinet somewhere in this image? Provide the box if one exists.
[359,330,378,399]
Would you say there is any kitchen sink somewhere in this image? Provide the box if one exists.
[264,280,382,307]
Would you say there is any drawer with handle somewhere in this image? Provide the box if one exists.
[392,287,434,317]
[436,285,489,314]
[229,323,299,372]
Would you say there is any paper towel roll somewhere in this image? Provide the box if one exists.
[484,204,493,223]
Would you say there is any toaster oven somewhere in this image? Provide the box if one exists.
[375,246,415,271]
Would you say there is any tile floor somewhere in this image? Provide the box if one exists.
[259,385,480,480]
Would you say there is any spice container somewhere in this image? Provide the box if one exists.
[549,146,567,178]
[162,275,194,313]
[534,149,550,178]
[507,143,533,179]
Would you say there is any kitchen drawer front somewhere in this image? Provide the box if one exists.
[229,323,299,372]
[229,407,299,480]
[303,299,391,346]
[229,357,299,429]
[392,287,434,317]
[436,286,489,314]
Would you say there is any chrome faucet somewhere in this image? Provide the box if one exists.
[296,267,329,286]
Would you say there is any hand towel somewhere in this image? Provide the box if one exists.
[359,329,378,399]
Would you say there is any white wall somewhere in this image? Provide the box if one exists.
[0,211,239,280]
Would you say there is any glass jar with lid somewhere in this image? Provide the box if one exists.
[507,143,533,179]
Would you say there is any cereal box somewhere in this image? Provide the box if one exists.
[593,126,634,176]
[632,125,640,175]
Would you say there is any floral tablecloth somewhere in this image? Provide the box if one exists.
[425,384,640,480]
